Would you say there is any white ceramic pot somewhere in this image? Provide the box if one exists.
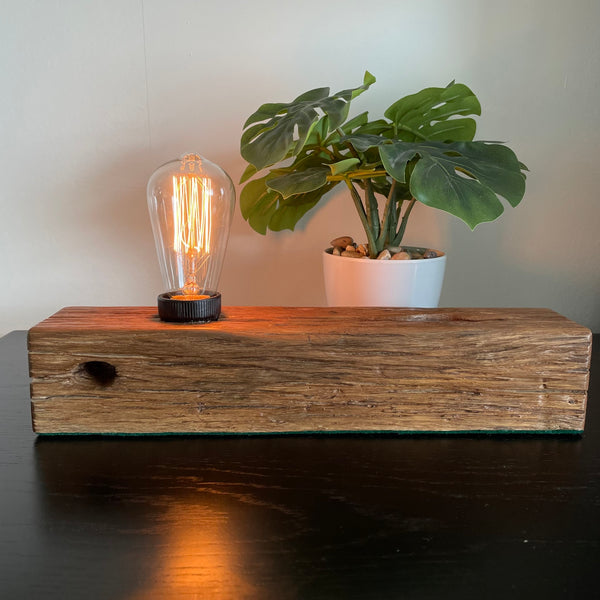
[323,248,447,308]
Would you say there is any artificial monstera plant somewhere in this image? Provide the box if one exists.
[240,72,527,259]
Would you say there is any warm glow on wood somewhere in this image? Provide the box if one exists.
[127,501,259,598]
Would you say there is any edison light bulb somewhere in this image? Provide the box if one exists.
[147,153,235,322]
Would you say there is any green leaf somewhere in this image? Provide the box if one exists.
[329,119,393,148]
[293,87,330,103]
[362,70,376,89]
[240,174,337,234]
[342,133,391,152]
[243,102,288,129]
[379,140,526,228]
[269,183,336,231]
[266,167,329,199]
[328,158,360,176]
[417,117,476,142]
[411,155,504,228]
[248,191,280,235]
[240,121,274,146]
[442,142,525,207]
[240,73,376,171]
[384,82,481,142]
[239,163,257,184]
[240,176,272,220]
[304,115,330,147]
[241,120,295,171]
[340,111,369,132]
[239,176,282,235]
[288,150,331,171]
[378,143,421,183]
[341,71,376,100]
[352,119,394,137]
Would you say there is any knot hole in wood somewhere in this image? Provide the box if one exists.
[76,361,117,387]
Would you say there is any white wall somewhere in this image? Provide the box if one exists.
[1,0,599,335]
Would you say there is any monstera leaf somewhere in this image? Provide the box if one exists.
[344,134,526,228]
[267,167,330,199]
[241,72,376,171]
[240,174,336,233]
[384,82,481,142]
[239,72,527,238]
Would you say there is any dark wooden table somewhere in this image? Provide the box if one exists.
[1,331,598,599]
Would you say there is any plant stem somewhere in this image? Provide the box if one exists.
[319,146,337,160]
[376,179,397,250]
[392,197,416,247]
[345,179,377,256]
[365,179,380,243]
[327,169,388,181]
[389,197,401,244]
[336,128,360,159]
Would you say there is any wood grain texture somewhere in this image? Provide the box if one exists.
[28,306,593,434]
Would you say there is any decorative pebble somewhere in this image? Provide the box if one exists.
[341,250,363,258]
[330,236,354,249]
[391,251,411,260]
[330,237,443,261]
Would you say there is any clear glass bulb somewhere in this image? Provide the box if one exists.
[147,153,235,299]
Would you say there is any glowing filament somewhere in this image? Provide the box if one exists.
[172,175,212,255]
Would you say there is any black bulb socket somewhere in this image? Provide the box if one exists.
[157,291,221,323]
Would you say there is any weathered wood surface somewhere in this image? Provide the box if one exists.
[28,306,593,434]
